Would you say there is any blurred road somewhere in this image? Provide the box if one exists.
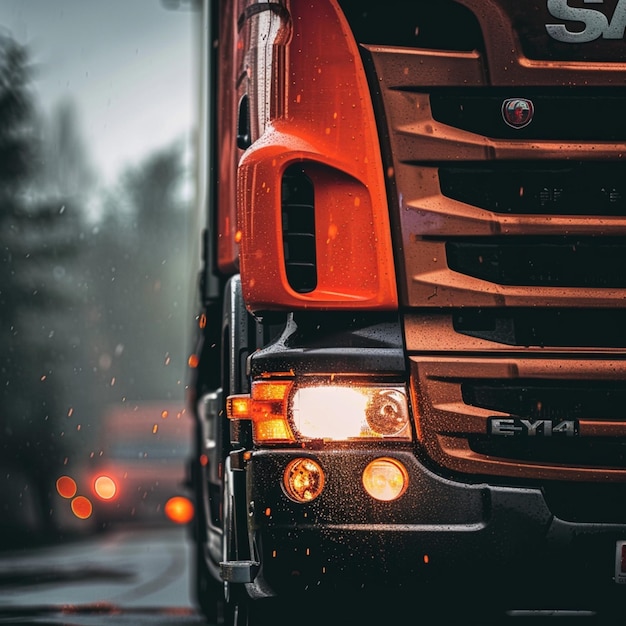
[0,524,610,625]
[0,523,207,625]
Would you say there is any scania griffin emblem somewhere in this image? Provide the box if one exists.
[502,98,534,129]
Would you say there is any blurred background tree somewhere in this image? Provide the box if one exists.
[0,33,88,535]
[0,31,193,540]
[89,139,192,405]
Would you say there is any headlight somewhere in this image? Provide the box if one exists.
[291,384,411,441]
[228,379,412,444]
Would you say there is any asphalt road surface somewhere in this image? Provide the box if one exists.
[0,522,207,625]
[0,523,612,625]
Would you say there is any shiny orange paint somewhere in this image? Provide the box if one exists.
[215,0,240,274]
[234,0,398,311]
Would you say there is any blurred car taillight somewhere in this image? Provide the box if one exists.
[93,475,117,501]
[164,496,194,524]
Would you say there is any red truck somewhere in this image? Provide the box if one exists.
[189,1,626,623]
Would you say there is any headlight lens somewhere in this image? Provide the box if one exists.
[365,389,409,436]
[291,383,411,442]
[228,379,412,444]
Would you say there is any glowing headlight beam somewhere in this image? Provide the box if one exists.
[291,384,411,442]
[228,380,411,444]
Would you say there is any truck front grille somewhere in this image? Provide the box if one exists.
[409,352,626,482]
[356,0,626,482]
[364,22,626,309]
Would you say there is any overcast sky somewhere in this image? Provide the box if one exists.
[2,0,197,185]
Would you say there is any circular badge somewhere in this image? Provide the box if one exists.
[502,98,534,129]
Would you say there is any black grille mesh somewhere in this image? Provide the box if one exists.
[446,237,626,287]
[430,91,626,141]
[439,163,626,216]
[281,166,317,293]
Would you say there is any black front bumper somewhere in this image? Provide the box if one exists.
[238,447,626,611]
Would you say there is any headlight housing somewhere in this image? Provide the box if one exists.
[228,378,412,444]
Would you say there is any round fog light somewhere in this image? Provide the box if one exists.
[283,458,325,503]
[362,457,408,502]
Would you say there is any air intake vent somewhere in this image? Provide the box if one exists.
[281,166,317,293]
